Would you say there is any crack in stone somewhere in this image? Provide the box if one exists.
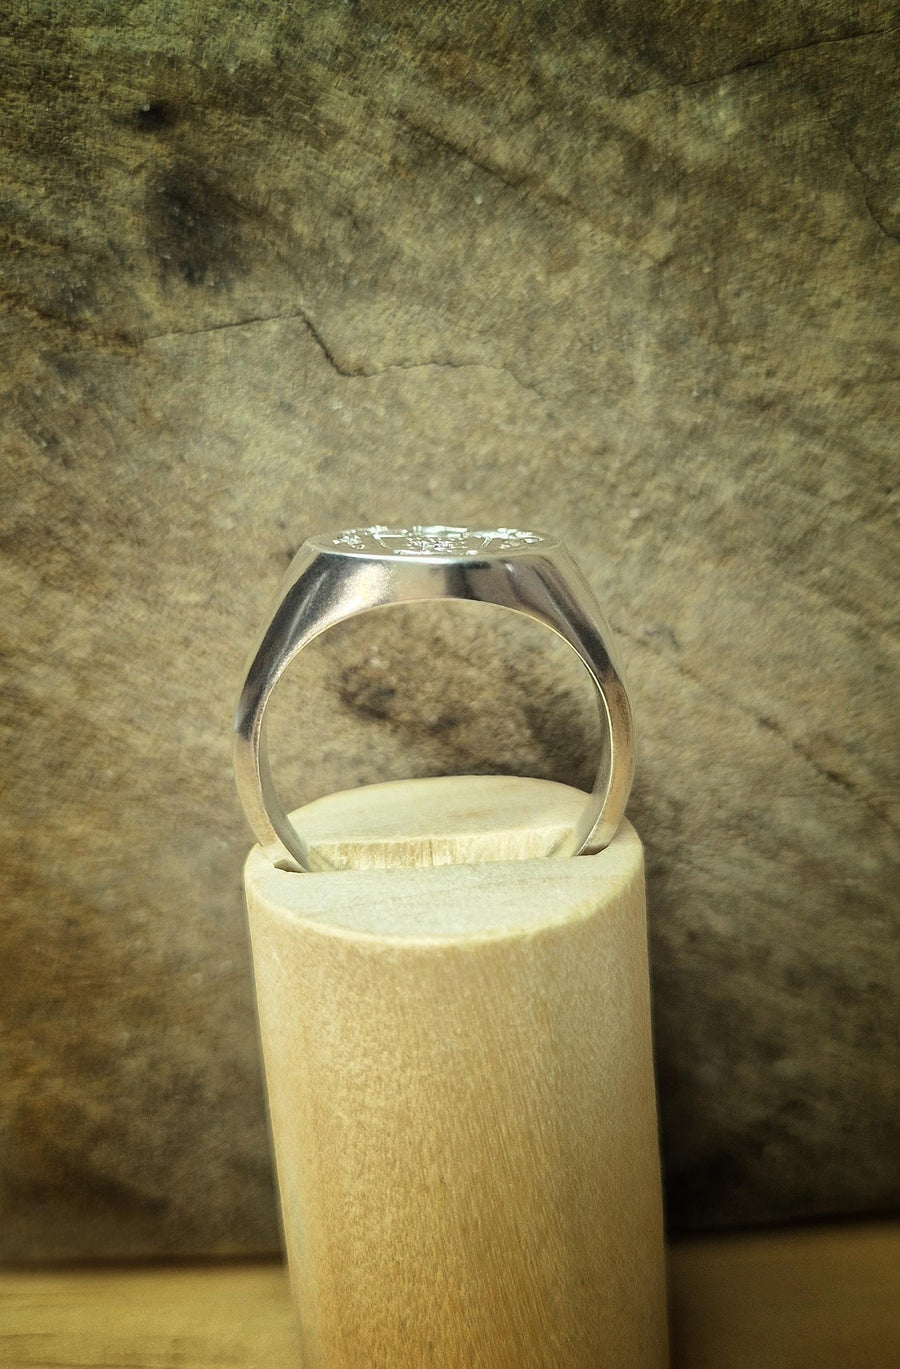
[394,112,526,192]
[623,23,899,97]
[364,355,545,399]
[390,29,895,263]
[838,373,900,387]
[143,312,309,345]
[620,625,900,838]
[143,309,545,398]
[392,110,661,269]
[812,99,900,246]
[3,282,141,355]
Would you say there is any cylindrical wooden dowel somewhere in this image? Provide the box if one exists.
[243,776,668,1369]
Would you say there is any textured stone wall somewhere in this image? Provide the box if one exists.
[1,1,898,1259]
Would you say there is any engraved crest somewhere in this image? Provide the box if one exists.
[329,526,545,558]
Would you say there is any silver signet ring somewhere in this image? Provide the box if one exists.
[233,526,635,871]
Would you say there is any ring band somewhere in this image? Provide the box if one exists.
[233,526,634,871]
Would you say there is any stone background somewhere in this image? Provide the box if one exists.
[1,1,898,1260]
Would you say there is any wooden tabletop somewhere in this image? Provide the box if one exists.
[1,1221,897,1368]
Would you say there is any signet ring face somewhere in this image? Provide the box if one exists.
[234,526,634,871]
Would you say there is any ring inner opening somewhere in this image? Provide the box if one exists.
[265,597,606,839]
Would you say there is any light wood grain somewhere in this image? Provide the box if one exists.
[668,1222,900,1369]
[0,1262,300,1369]
[1,1224,897,1367]
[244,776,667,1368]
[266,774,591,871]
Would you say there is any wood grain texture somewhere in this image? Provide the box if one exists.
[244,777,667,1368]
[668,1222,900,1369]
[1,1223,897,1368]
[0,1262,300,1369]
[265,774,592,872]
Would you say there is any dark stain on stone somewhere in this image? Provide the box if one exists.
[583,0,676,78]
[517,690,596,791]
[32,426,74,469]
[134,99,177,133]
[758,1031,789,1064]
[45,352,82,380]
[821,765,855,793]
[54,277,97,326]
[4,1117,168,1214]
[340,667,398,721]
[431,712,463,733]
[645,623,682,653]
[532,6,559,40]
[146,165,251,290]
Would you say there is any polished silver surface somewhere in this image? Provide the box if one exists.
[234,525,634,870]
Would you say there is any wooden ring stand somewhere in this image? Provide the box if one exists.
[243,775,669,1369]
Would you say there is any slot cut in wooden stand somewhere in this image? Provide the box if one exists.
[243,775,669,1369]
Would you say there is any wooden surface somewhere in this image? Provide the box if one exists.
[668,1222,900,1368]
[267,774,594,871]
[1,1223,897,1368]
[244,777,667,1368]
